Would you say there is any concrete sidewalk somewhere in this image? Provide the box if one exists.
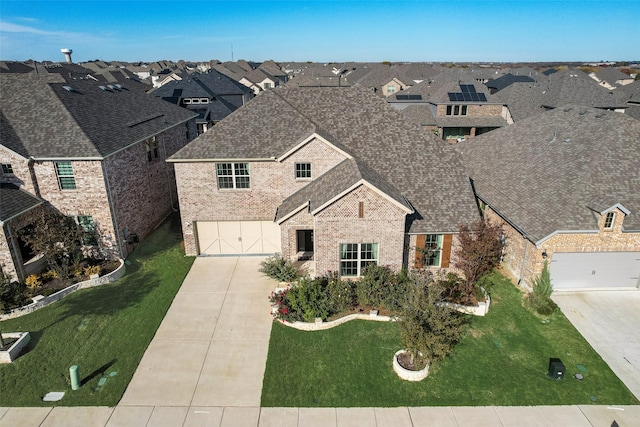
[2,258,640,426]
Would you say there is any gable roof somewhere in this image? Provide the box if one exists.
[171,86,478,233]
[276,157,412,223]
[460,105,640,243]
[0,183,44,224]
[485,73,537,92]
[0,73,197,159]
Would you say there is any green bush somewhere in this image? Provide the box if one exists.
[259,255,298,282]
[355,265,410,312]
[527,261,557,315]
[398,271,465,363]
[286,277,332,322]
[326,271,357,313]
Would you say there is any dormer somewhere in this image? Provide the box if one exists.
[594,203,630,232]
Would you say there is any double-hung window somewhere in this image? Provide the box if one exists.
[1,163,13,174]
[423,234,443,266]
[340,243,378,277]
[55,161,76,190]
[216,162,250,189]
[295,162,311,179]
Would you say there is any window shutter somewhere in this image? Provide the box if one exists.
[415,234,426,268]
[441,234,453,268]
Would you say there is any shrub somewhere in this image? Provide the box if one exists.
[84,265,101,277]
[398,271,465,363]
[326,272,357,313]
[25,274,41,289]
[41,270,59,282]
[286,277,331,322]
[527,261,557,315]
[259,255,298,282]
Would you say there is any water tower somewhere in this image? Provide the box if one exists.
[61,48,73,63]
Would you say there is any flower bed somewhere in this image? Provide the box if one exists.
[0,259,125,320]
[0,332,31,363]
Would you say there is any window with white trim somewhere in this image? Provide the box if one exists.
[387,85,396,93]
[340,243,378,276]
[604,212,615,229]
[423,234,443,266]
[55,161,76,190]
[216,162,250,189]
[295,162,311,179]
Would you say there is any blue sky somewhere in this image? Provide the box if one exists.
[1,1,638,63]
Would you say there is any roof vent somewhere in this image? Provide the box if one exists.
[62,85,74,92]
[564,138,571,144]
[99,85,113,92]
[107,84,118,90]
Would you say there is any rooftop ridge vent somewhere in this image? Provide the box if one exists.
[62,85,74,92]
[107,84,118,90]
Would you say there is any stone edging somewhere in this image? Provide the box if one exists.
[393,349,430,381]
[277,311,396,331]
[0,259,126,321]
[0,332,31,363]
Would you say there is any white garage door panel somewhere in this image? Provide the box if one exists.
[196,221,281,255]
[551,252,640,290]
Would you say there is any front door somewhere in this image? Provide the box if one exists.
[297,230,314,252]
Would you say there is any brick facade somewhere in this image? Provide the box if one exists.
[435,104,503,117]
[0,120,195,281]
[485,206,640,288]
[174,136,347,255]
[313,185,407,275]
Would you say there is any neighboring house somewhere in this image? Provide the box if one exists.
[485,73,536,94]
[0,73,197,282]
[239,69,281,94]
[390,80,511,141]
[169,86,478,277]
[460,105,640,290]
[589,67,634,89]
[149,69,253,135]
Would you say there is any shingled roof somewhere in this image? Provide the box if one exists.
[460,105,640,243]
[171,86,478,233]
[0,183,43,224]
[0,73,197,159]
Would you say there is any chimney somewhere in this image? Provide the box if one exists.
[61,48,73,64]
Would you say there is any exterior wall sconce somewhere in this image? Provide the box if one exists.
[541,250,548,259]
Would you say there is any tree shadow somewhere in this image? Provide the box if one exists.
[81,358,116,386]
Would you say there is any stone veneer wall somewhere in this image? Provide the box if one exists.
[314,185,406,275]
[175,136,347,255]
[435,104,503,117]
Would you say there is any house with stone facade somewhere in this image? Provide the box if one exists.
[169,86,479,277]
[0,73,197,282]
[460,105,640,290]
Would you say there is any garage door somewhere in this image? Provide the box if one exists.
[196,221,281,255]
[550,252,640,290]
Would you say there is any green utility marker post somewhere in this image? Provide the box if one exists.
[70,365,80,390]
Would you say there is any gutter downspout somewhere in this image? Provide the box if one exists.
[518,236,529,286]
[101,160,124,259]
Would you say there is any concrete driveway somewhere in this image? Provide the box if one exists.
[118,256,275,409]
[553,290,640,400]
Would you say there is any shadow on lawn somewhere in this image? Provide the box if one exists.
[81,358,116,386]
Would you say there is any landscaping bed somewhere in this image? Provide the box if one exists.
[261,271,639,407]
[0,214,195,407]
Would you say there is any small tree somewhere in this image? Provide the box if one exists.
[398,271,465,366]
[453,219,505,303]
[18,207,87,279]
[527,260,557,315]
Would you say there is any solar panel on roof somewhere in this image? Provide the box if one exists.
[448,93,456,101]
[478,93,487,101]
[396,94,409,100]
[461,84,470,93]
[470,93,478,101]
[409,94,422,100]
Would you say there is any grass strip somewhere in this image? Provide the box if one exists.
[0,214,194,407]
[261,272,638,407]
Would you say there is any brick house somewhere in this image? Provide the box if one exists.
[169,86,478,277]
[0,73,197,282]
[390,81,512,142]
[460,105,640,290]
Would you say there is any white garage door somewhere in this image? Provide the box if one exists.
[550,252,640,290]
[196,221,281,255]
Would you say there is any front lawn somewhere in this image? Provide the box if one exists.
[0,214,194,407]
[261,271,638,407]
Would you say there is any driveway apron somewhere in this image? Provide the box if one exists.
[118,256,274,408]
[553,290,640,400]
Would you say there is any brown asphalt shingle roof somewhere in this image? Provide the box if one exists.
[172,86,478,233]
[460,105,640,242]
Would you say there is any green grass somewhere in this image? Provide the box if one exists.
[261,272,639,407]
[0,214,194,407]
